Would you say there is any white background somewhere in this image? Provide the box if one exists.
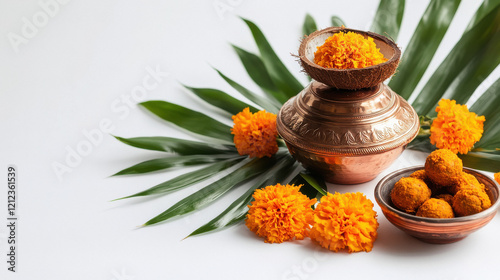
[1,0,500,279]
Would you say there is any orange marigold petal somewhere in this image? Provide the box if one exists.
[314,31,387,69]
[246,184,317,243]
[430,99,485,154]
[495,172,500,185]
[309,192,378,253]
[231,108,278,158]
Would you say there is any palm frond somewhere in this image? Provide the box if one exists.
[241,18,304,98]
[472,77,500,150]
[370,0,405,40]
[112,154,237,176]
[114,157,244,200]
[389,0,460,99]
[411,4,500,116]
[303,13,318,35]
[330,16,345,27]
[142,155,284,226]
[214,68,281,113]
[113,136,236,154]
[183,85,259,115]
[140,101,233,143]
[112,2,500,237]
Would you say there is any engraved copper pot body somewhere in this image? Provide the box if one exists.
[277,81,420,184]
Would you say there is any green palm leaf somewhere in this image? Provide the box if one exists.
[183,85,259,115]
[112,154,237,176]
[214,68,281,113]
[411,5,500,116]
[389,0,461,99]
[370,0,405,40]
[460,152,500,172]
[242,18,304,98]
[298,172,328,197]
[142,154,283,226]
[466,0,500,30]
[477,123,500,151]
[140,101,233,143]
[472,78,500,150]
[230,46,288,105]
[301,14,319,82]
[113,136,236,154]
[288,171,327,201]
[114,157,244,200]
[187,155,297,237]
[330,16,345,27]
[303,13,318,35]
[470,77,500,120]
[406,135,436,153]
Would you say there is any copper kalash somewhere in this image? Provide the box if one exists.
[277,27,419,184]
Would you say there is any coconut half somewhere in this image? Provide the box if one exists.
[299,27,401,90]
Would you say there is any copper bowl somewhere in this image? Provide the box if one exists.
[375,166,500,244]
[276,81,419,184]
[298,27,401,89]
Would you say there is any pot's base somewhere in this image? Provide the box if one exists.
[413,236,466,244]
[323,174,378,185]
[286,143,406,185]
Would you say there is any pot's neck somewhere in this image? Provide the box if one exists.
[300,81,392,117]
[310,81,382,102]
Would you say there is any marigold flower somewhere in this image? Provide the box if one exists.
[246,184,317,243]
[314,31,387,69]
[309,192,378,253]
[231,108,278,158]
[430,99,485,154]
[495,172,500,185]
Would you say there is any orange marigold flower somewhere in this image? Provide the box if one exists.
[314,31,387,69]
[231,108,278,158]
[309,192,378,253]
[430,99,485,154]
[246,184,317,244]
[495,172,500,185]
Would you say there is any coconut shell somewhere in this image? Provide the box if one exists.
[298,27,401,90]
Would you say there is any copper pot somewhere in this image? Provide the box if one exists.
[277,81,419,184]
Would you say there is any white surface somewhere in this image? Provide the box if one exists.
[1,0,499,279]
